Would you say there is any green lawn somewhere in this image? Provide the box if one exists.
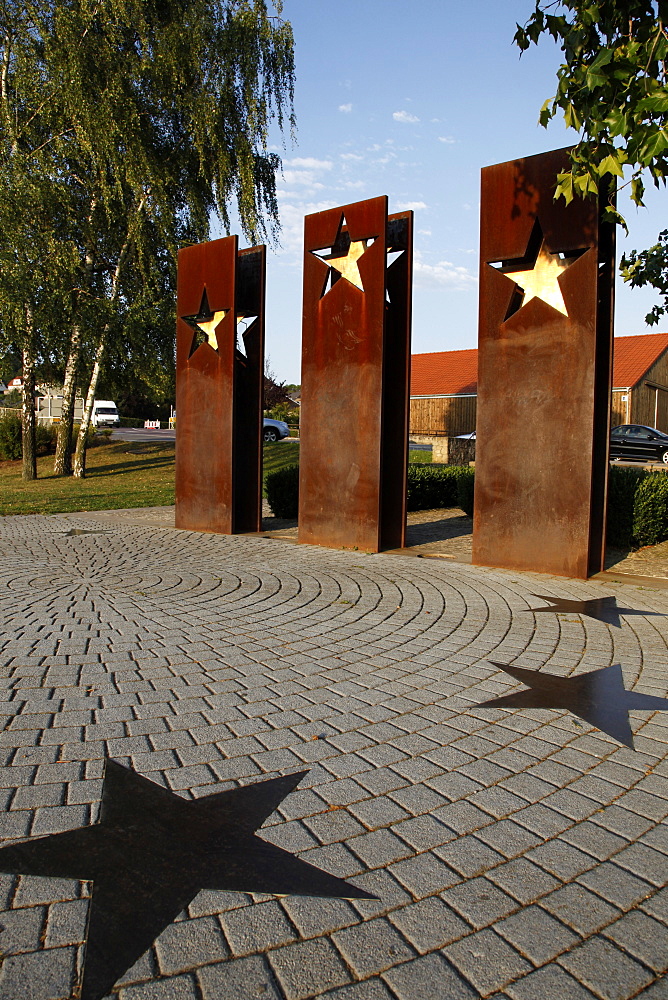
[0,439,429,516]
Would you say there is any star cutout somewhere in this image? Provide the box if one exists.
[181,289,228,353]
[0,761,374,1000]
[312,215,377,294]
[490,220,581,319]
[527,593,666,629]
[477,661,668,748]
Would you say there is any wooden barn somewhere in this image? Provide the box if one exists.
[410,332,668,439]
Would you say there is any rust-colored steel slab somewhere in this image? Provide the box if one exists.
[473,148,615,579]
[299,198,413,552]
[175,237,265,534]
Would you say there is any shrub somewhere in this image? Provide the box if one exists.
[0,412,22,459]
[119,417,144,428]
[456,466,475,516]
[606,465,648,548]
[265,463,299,518]
[633,472,668,547]
[35,422,57,456]
[406,464,470,512]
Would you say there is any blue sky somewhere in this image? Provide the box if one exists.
[219,0,665,382]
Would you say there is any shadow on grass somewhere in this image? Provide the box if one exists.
[86,456,175,477]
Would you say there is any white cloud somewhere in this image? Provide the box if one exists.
[280,170,325,187]
[284,157,332,170]
[396,200,427,211]
[338,103,352,113]
[413,258,477,289]
[438,135,456,144]
[340,152,363,161]
[418,229,432,236]
[393,110,420,124]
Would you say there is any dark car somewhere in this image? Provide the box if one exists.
[610,424,668,464]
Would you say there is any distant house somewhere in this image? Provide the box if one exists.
[410,333,668,438]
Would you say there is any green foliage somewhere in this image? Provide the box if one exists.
[633,472,668,546]
[406,464,472,513]
[1,390,21,409]
[515,1,668,321]
[35,423,58,456]
[0,412,22,460]
[265,463,299,519]
[0,0,296,470]
[606,465,649,547]
[456,467,475,517]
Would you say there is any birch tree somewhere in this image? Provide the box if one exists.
[1,0,295,476]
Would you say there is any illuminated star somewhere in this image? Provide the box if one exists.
[508,240,571,315]
[477,661,668,748]
[318,237,371,291]
[491,220,581,318]
[0,761,375,1000]
[182,289,228,353]
[526,593,666,629]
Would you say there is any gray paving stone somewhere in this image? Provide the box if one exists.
[268,938,352,1000]
[445,925,534,994]
[198,955,282,999]
[559,936,655,1000]
[444,877,519,929]
[154,915,229,974]
[496,904,579,963]
[320,980,395,1000]
[333,917,414,977]
[118,973,200,999]
[382,951,477,1000]
[389,896,469,953]
[603,911,668,972]
[0,946,76,1000]
[0,904,45,952]
[280,897,358,938]
[219,900,297,956]
[389,851,460,898]
[506,964,600,1000]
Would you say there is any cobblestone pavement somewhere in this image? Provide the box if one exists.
[1,510,668,1000]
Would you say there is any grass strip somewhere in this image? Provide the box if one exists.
[0,439,430,517]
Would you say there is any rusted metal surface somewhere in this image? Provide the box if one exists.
[299,198,412,552]
[175,237,265,534]
[473,148,615,579]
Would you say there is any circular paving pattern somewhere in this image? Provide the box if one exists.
[0,512,667,999]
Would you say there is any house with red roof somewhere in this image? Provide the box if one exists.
[410,332,668,439]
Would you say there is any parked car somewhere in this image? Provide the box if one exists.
[610,424,668,464]
[263,418,289,443]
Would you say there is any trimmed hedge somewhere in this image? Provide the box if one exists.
[406,464,474,514]
[265,463,299,518]
[633,473,668,547]
[264,462,475,521]
[606,466,649,548]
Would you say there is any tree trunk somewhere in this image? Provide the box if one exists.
[55,199,97,476]
[21,307,36,481]
[53,323,82,476]
[73,329,107,478]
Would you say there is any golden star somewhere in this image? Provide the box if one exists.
[182,290,228,353]
[318,238,370,291]
[506,240,571,316]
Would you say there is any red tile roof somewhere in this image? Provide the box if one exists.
[410,334,668,396]
[611,332,668,389]
[410,348,478,396]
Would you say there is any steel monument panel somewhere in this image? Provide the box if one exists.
[175,237,265,534]
[299,197,412,552]
[473,148,615,578]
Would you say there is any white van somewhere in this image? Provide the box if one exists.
[92,401,120,427]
